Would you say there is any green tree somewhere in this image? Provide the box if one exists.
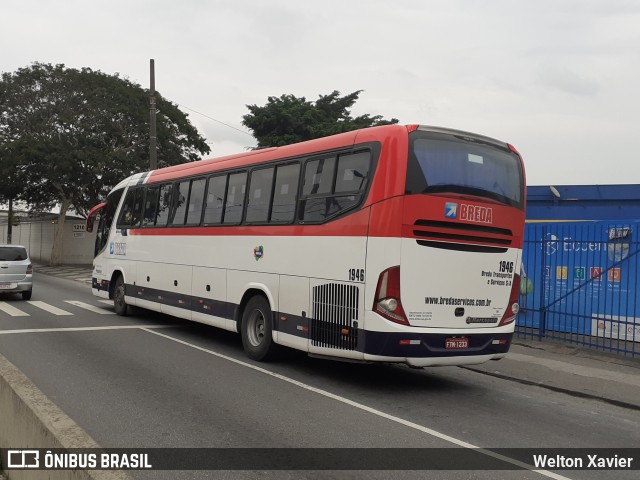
[0,62,210,264]
[242,90,398,148]
[0,148,24,243]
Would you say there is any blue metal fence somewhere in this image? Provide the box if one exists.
[516,221,640,357]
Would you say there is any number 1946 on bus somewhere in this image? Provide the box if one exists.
[349,268,365,282]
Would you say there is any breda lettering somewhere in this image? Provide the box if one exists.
[459,204,493,224]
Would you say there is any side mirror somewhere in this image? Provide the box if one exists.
[86,202,107,233]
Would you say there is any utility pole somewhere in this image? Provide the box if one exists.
[149,59,158,170]
[7,198,13,244]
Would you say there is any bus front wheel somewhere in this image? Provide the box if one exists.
[113,275,129,316]
[241,295,278,361]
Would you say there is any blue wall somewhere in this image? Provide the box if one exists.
[527,185,640,221]
[519,185,640,355]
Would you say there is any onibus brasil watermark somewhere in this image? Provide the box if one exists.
[2,448,637,471]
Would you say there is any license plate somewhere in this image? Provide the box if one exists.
[0,283,17,289]
[445,337,469,349]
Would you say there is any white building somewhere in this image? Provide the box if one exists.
[0,211,96,265]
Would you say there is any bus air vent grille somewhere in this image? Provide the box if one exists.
[413,220,513,248]
[311,283,359,350]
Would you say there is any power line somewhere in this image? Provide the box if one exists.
[178,104,254,138]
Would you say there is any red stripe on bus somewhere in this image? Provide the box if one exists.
[130,209,372,237]
[128,195,524,244]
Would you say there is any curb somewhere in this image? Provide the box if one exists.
[464,339,640,411]
[0,353,131,480]
[461,365,640,412]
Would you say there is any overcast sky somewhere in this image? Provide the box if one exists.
[3,0,639,186]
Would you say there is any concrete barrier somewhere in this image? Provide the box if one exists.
[0,353,130,480]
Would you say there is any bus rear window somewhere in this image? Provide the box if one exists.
[406,135,524,209]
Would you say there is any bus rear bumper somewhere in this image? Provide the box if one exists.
[362,331,513,367]
[364,353,505,367]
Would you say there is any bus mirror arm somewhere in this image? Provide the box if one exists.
[86,202,107,234]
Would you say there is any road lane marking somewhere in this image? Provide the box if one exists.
[64,300,116,315]
[0,325,179,335]
[27,301,73,316]
[141,328,571,480]
[0,302,30,317]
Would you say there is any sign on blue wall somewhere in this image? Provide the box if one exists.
[519,221,640,342]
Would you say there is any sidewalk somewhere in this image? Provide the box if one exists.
[32,264,640,411]
[467,339,640,410]
[33,263,93,285]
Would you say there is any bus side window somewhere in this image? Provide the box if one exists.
[203,175,227,225]
[142,186,160,227]
[299,151,370,223]
[223,172,247,224]
[271,163,300,223]
[155,183,173,227]
[303,157,335,196]
[130,189,144,228]
[300,157,337,222]
[169,180,190,226]
[246,167,275,224]
[116,189,136,229]
[335,151,370,193]
[186,178,206,226]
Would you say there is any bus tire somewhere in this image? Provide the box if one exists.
[113,275,129,316]
[241,295,278,361]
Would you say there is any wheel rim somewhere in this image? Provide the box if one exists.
[247,309,266,347]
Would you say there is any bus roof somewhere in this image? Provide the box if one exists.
[108,124,513,196]
[144,124,411,185]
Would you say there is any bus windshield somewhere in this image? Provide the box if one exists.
[406,133,524,209]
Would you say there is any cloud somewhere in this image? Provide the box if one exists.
[535,66,600,97]
[3,0,640,185]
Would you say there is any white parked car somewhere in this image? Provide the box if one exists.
[0,244,33,300]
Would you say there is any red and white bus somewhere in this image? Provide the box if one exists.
[87,125,526,366]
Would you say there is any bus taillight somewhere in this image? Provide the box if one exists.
[374,266,409,325]
[499,274,521,326]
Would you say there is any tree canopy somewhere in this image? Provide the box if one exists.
[242,90,398,148]
[0,62,210,215]
[0,62,210,263]
[0,149,22,205]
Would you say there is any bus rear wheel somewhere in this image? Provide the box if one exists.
[241,295,278,361]
[113,275,129,316]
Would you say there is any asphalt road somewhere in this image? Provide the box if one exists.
[1,273,638,480]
